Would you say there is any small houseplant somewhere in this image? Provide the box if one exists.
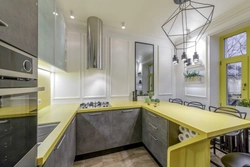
[183,70,202,82]
[236,99,250,118]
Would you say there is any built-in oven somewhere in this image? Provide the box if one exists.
[0,41,42,167]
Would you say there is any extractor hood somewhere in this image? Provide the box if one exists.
[87,16,103,70]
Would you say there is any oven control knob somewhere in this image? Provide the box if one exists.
[23,60,32,72]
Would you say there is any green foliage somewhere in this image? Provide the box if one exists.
[145,97,150,103]
[155,98,160,103]
[148,91,154,99]
[183,70,200,79]
[238,99,250,108]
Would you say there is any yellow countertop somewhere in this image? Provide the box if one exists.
[142,102,250,138]
[37,104,79,165]
[37,101,250,166]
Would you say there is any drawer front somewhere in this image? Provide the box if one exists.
[145,121,168,145]
[143,109,168,131]
[148,133,167,167]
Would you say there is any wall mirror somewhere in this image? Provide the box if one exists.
[135,42,154,96]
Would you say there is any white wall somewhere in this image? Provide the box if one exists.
[51,1,250,105]
[52,25,174,104]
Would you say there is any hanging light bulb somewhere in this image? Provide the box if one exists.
[70,10,75,19]
[193,52,199,63]
[181,52,187,62]
[184,58,191,66]
[121,22,125,29]
[172,55,179,65]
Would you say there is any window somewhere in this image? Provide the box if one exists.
[224,32,247,58]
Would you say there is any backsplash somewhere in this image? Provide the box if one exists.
[38,69,51,110]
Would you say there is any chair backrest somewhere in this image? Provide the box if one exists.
[186,101,206,110]
[169,98,183,105]
[214,107,247,119]
[209,106,217,112]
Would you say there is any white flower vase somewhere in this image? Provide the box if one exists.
[236,106,250,119]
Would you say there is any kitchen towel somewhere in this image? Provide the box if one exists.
[178,134,185,142]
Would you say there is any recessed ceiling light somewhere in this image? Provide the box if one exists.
[121,22,125,29]
[70,10,75,19]
[53,12,58,16]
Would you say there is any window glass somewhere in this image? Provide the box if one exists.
[224,32,246,58]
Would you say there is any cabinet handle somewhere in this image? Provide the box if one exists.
[55,135,66,150]
[149,133,158,141]
[122,110,133,113]
[0,120,8,124]
[148,123,158,130]
[89,113,102,116]
[71,117,76,124]
[148,112,157,118]
[0,19,8,27]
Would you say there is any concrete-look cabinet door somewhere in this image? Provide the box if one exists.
[54,133,68,167]
[42,151,55,167]
[0,0,38,57]
[112,109,142,147]
[67,117,76,167]
[76,111,112,155]
[142,109,168,167]
[42,117,76,167]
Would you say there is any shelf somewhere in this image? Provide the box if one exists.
[184,81,205,85]
[185,64,205,71]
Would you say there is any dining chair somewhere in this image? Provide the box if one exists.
[221,152,250,167]
[169,98,183,105]
[185,101,206,110]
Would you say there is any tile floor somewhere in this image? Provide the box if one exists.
[73,147,225,167]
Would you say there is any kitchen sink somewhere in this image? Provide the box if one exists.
[37,123,59,145]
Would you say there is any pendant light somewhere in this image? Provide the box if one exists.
[172,55,179,65]
[172,49,179,65]
[193,44,199,62]
[161,0,214,65]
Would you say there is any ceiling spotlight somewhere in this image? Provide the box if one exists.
[122,22,125,29]
[70,10,75,19]
[53,12,58,16]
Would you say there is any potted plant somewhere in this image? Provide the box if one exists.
[236,99,250,118]
[183,70,202,82]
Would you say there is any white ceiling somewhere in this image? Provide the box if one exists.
[57,0,247,39]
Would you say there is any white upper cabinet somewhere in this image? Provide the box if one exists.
[38,0,66,71]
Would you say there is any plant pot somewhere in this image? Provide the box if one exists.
[236,106,250,119]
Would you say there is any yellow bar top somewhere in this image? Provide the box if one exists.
[142,102,250,138]
[37,101,250,165]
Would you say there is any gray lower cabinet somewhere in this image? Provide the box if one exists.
[142,109,168,167]
[76,109,142,155]
[112,109,142,147]
[0,0,38,57]
[76,111,113,155]
[43,150,55,167]
[43,117,76,167]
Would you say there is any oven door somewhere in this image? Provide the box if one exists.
[0,91,37,167]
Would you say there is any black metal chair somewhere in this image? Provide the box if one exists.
[184,101,206,110]
[209,106,247,166]
[169,98,183,105]
[221,152,250,167]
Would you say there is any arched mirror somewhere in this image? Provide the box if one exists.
[135,42,154,96]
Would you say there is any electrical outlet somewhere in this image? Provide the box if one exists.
[38,99,42,105]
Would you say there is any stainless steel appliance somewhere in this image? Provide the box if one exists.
[0,41,40,167]
[79,101,110,109]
